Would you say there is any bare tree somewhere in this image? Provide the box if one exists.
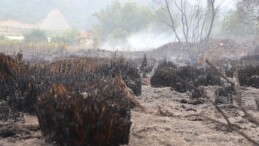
[153,0,220,63]
[154,0,218,43]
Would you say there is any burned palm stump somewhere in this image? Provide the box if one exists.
[151,61,222,93]
[200,68,223,86]
[0,53,22,100]
[186,87,206,105]
[140,54,154,75]
[0,101,21,121]
[214,85,235,104]
[37,76,133,146]
[150,62,190,93]
[29,57,141,117]
[95,62,141,96]
[239,65,259,88]
[191,87,206,99]
[0,53,37,114]
[7,81,37,114]
[150,61,177,88]
[224,67,235,78]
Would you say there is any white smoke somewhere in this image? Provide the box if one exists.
[100,31,172,51]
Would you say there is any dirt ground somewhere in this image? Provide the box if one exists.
[0,80,259,146]
[128,84,259,146]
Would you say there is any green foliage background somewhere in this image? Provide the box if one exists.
[24,29,47,42]
[94,1,170,44]
[223,0,259,36]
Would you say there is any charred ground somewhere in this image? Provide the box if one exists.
[0,38,259,146]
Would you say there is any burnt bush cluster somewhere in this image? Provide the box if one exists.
[38,76,133,146]
[0,53,37,115]
[150,61,177,87]
[239,65,259,88]
[0,53,25,100]
[224,67,235,78]
[0,101,21,121]
[222,54,259,78]
[240,54,259,66]
[32,57,141,96]
[0,53,140,145]
[95,61,141,96]
[150,61,222,93]
[214,84,235,104]
[191,87,206,100]
[140,54,154,75]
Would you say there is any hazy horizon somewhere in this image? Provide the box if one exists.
[0,0,237,30]
[0,0,257,52]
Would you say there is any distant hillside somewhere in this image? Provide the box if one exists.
[39,9,71,31]
[0,0,151,30]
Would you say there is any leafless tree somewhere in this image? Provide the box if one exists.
[153,0,221,63]
[154,0,218,43]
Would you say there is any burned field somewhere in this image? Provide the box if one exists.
[0,52,259,146]
[150,61,223,92]
[0,53,142,146]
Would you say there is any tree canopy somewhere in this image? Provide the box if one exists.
[94,2,153,37]
[51,29,80,45]
[94,1,170,44]
[223,0,259,36]
[24,29,47,42]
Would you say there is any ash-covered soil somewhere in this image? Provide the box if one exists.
[0,80,258,146]
[129,84,259,146]
[0,115,50,146]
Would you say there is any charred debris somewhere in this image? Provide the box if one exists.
[0,53,142,145]
[1,51,259,145]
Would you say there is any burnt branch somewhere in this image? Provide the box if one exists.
[161,69,231,125]
[206,60,259,126]
[205,60,233,84]
[200,115,259,146]
[256,99,259,111]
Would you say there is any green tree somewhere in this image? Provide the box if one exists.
[52,29,80,45]
[24,29,47,42]
[223,0,259,36]
[107,28,128,45]
[94,1,157,40]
